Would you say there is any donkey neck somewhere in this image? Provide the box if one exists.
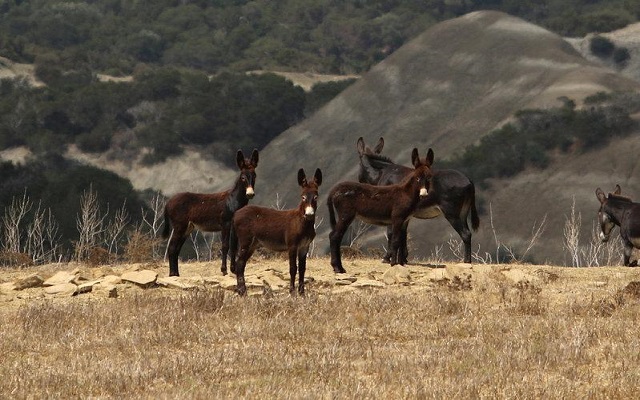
[229,177,251,206]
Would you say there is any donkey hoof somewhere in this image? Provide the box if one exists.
[236,286,247,296]
[381,257,391,264]
[333,266,346,274]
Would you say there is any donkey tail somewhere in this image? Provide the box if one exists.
[469,181,480,231]
[162,207,171,239]
[327,194,337,230]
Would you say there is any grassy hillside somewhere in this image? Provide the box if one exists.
[2,258,640,397]
[253,11,640,265]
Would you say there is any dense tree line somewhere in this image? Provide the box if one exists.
[0,69,327,164]
[0,0,638,76]
[442,94,639,188]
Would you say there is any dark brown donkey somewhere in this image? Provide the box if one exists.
[328,148,434,273]
[163,149,259,276]
[596,185,640,267]
[230,168,322,295]
[357,137,479,263]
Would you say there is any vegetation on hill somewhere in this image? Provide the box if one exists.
[0,1,638,77]
[441,93,639,188]
[0,69,354,164]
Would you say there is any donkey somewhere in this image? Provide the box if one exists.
[162,149,259,277]
[328,148,434,274]
[357,137,479,263]
[230,168,323,295]
[596,185,640,267]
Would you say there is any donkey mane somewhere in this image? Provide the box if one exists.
[609,193,633,203]
[363,152,395,168]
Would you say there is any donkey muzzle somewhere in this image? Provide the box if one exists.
[419,188,429,198]
[599,231,609,243]
[246,187,255,199]
[304,206,315,220]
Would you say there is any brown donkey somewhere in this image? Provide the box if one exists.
[328,148,434,273]
[163,149,259,276]
[230,168,322,296]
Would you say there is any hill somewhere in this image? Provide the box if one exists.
[253,11,640,265]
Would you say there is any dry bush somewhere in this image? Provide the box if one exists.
[0,251,33,267]
[124,230,162,263]
[87,247,110,266]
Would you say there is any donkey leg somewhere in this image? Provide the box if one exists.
[235,247,249,296]
[446,216,472,263]
[623,242,633,266]
[167,232,187,277]
[382,226,393,264]
[220,225,231,275]
[297,247,309,296]
[388,221,405,266]
[399,221,410,265]
[329,218,352,274]
[288,248,298,294]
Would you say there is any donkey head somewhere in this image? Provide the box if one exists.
[297,168,323,221]
[595,185,621,242]
[356,137,386,184]
[356,136,384,157]
[236,149,259,199]
[411,147,434,198]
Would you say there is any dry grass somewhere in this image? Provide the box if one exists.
[2,258,640,399]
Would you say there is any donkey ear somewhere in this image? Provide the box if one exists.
[596,188,606,203]
[426,148,434,167]
[373,137,384,154]
[236,150,245,169]
[614,184,621,195]
[314,168,323,186]
[250,149,259,167]
[297,168,307,187]
[411,148,420,167]
[356,137,365,156]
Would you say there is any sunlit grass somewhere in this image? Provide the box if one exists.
[2,258,640,399]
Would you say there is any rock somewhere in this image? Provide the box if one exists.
[351,279,385,288]
[101,275,122,285]
[382,266,411,285]
[93,283,118,298]
[14,274,44,290]
[43,270,78,286]
[335,275,358,286]
[260,271,289,291]
[44,283,77,297]
[0,282,16,294]
[218,276,238,290]
[77,280,103,294]
[121,270,158,288]
[157,276,197,290]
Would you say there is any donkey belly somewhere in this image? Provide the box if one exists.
[413,205,442,220]
[191,221,222,232]
[357,214,392,226]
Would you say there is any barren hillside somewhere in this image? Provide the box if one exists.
[253,10,640,264]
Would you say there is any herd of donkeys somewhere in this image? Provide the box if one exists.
[161,137,640,296]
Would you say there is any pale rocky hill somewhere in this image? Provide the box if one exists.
[252,10,640,264]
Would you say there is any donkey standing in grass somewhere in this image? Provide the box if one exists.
[596,185,640,267]
[328,148,434,274]
[357,137,479,263]
[163,149,259,276]
[230,168,323,296]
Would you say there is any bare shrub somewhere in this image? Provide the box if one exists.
[2,192,61,265]
[75,186,107,262]
[140,191,166,259]
[124,230,161,263]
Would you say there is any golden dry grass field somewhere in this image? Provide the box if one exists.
[2,257,640,399]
